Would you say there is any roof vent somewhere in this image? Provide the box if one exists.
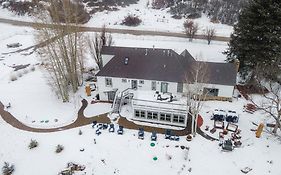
[124,57,129,65]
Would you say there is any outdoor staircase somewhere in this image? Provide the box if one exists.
[111,88,134,114]
[112,98,121,113]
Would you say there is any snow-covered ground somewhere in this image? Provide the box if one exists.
[0,12,280,175]
[87,0,233,37]
[0,0,233,37]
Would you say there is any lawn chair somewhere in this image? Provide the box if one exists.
[109,124,115,133]
[174,135,180,141]
[102,123,108,129]
[117,126,123,135]
[222,139,233,151]
[232,116,239,123]
[138,128,144,139]
[165,129,171,139]
[95,129,101,136]
[92,121,97,128]
[226,115,233,122]
[151,131,157,141]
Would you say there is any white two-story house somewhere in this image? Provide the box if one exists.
[96,46,237,127]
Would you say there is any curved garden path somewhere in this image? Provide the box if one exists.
[0,99,110,133]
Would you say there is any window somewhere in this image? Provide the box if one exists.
[173,115,185,124]
[139,80,144,84]
[165,114,171,122]
[151,81,156,90]
[105,78,112,87]
[135,110,140,117]
[160,113,171,122]
[122,79,127,83]
[147,111,153,119]
[173,115,179,122]
[140,111,145,118]
[179,116,185,124]
[203,88,219,96]
[152,112,158,120]
[177,83,183,93]
[161,82,168,93]
[160,113,165,121]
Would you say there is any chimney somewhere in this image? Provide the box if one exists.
[233,59,240,72]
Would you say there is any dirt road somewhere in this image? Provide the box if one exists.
[0,17,230,42]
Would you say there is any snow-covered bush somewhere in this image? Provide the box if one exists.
[121,14,142,26]
[16,71,22,78]
[23,68,29,74]
[2,162,14,175]
[55,144,64,153]
[10,74,17,81]
[28,139,38,149]
[30,66,35,72]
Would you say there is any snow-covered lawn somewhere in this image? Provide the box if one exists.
[0,22,280,175]
[1,99,281,175]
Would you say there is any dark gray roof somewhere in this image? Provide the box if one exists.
[97,46,236,86]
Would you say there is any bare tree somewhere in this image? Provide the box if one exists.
[183,20,199,42]
[249,65,281,134]
[87,25,113,70]
[204,27,216,45]
[34,0,86,102]
[185,59,210,135]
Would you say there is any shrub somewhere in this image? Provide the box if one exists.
[2,162,14,175]
[16,71,22,78]
[10,74,17,81]
[23,68,29,74]
[55,144,64,153]
[121,14,142,26]
[28,139,38,149]
[30,66,35,72]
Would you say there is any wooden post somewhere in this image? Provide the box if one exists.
[85,85,91,96]
[255,123,264,138]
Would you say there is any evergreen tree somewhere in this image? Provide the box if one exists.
[225,0,281,79]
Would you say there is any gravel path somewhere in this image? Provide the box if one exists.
[0,99,110,133]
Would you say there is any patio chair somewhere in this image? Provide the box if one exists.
[226,115,232,122]
[232,116,239,123]
[222,139,233,151]
[151,131,157,141]
[97,123,103,130]
[109,124,115,133]
[165,129,171,139]
[138,128,144,139]
[102,123,108,130]
[95,129,101,136]
[117,126,124,135]
[92,121,97,128]
[173,135,180,141]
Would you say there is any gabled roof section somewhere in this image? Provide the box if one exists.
[180,49,196,62]
[97,46,236,86]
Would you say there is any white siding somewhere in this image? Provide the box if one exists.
[97,76,181,101]
[183,83,234,98]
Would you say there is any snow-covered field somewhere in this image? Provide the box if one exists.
[0,0,233,37]
[0,7,280,175]
[87,0,233,37]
